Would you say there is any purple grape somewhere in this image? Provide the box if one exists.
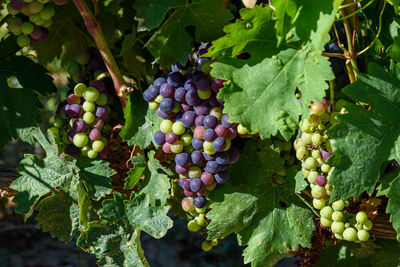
[65,144,80,157]
[181,103,192,112]
[154,130,166,145]
[228,147,240,164]
[167,72,184,87]
[214,170,229,184]
[73,119,86,133]
[159,98,175,113]
[95,106,109,120]
[39,28,49,41]
[181,179,191,190]
[67,94,81,105]
[89,128,101,140]
[215,124,228,137]
[89,58,103,71]
[191,150,204,165]
[65,104,83,118]
[184,79,197,91]
[171,65,180,72]
[316,175,327,187]
[163,143,172,153]
[176,164,189,174]
[203,129,216,142]
[174,87,186,102]
[194,75,212,91]
[216,152,230,165]
[181,111,196,127]
[175,153,190,167]
[92,118,104,130]
[175,112,183,121]
[190,179,203,193]
[143,89,153,102]
[10,0,24,10]
[205,161,219,174]
[219,163,231,171]
[203,152,216,161]
[154,77,166,87]
[185,90,201,106]
[226,127,238,140]
[321,149,332,161]
[195,115,205,126]
[221,114,232,128]
[148,86,160,99]
[156,108,169,119]
[184,190,196,197]
[31,27,44,40]
[208,93,219,107]
[160,83,175,98]
[203,115,218,129]
[213,137,226,152]
[211,78,224,93]
[165,132,178,144]
[194,102,210,116]
[191,137,204,150]
[200,172,214,186]
[67,130,75,143]
[193,196,206,208]
[92,80,107,94]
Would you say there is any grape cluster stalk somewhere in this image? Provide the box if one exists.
[6,0,66,47]
[294,100,372,242]
[143,44,249,251]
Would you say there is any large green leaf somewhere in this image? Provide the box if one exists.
[207,140,314,266]
[327,63,400,202]
[387,176,400,240]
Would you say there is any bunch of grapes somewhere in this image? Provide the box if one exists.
[294,100,373,242]
[143,44,242,249]
[68,47,107,84]
[6,0,65,47]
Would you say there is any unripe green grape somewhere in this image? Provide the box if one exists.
[311,150,321,160]
[83,112,95,124]
[331,221,345,234]
[312,133,322,146]
[95,94,108,106]
[149,101,158,110]
[357,230,370,241]
[334,233,344,240]
[173,102,180,113]
[87,149,98,159]
[53,117,64,128]
[204,147,216,155]
[205,181,217,190]
[27,1,43,14]
[83,101,95,112]
[198,90,211,100]
[74,83,86,96]
[189,166,201,178]
[21,22,34,35]
[276,169,286,176]
[223,138,231,151]
[83,87,99,102]
[320,217,332,227]
[201,241,213,251]
[335,99,349,111]
[195,214,206,226]
[304,157,318,170]
[296,147,308,161]
[195,206,207,214]
[172,121,185,135]
[212,239,218,246]
[170,141,184,154]
[320,206,333,219]
[356,211,367,224]
[92,140,105,152]
[321,164,331,173]
[363,219,373,231]
[332,199,345,211]
[332,211,343,222]
[160,120,173,134]
[307,171,318,184]
[7,17,23,35]
[355,222,363,230]
[210,107,222,121]
[343,227,357,241]
[17,35,30,47]
[81,146,90,157]
[48,127,59,139]
[179,174,188,179]
[294,139,305,150]
[313,198,325,210]
[180,133,192,146]
[302,168,310,178]
[100,137,108,146]
[155,95,163,103]
[308,114,321,126]
[320,112,329,123]
[311,185,325,199]
[330,112,339,125]
[301,132,312,145]
[345,222,350,228]
[187,220,201,232]
[237,124,248,135]
[317,123,325,130]
[301,120,312,133]
[73,133,88,148]
[203,141,213,151]
[39,5,54,20]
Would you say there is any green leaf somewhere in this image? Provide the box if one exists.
[99,192,127,222]
[388,36,400,61]
[327,63,400,201]
[120,90,162,149]
[76,157,115,201]
[207,140,314,266]
[208,6,333,139]
[142,0,233,67]
[124,154,146,190]
[387,177,400,240]
[126,193,173,239]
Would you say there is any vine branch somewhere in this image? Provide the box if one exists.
[73,0,131,108]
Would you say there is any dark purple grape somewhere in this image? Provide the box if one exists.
[192,137,204,150]
[67,130,75,143]
[216,152,230,165]
[73,119,86,133]
[166,132,178,144]
[221,114,232,128]
[190,179,203,193]
[92,80,107,94]
[167,72,184,87]
[154,130,166,145]
[215,124,228,137]
[205,161,219,174]
[154,77,166,87]
[174,87,186,102]
[160,98,175,113]
[65,144,80,157]
[31,27,44,40]
[156,108,169,119]
[65,104,83,118]
[203,152,216,161]
[171,65,180,72]
[194,75,211,91]
[330,58,345,75]
[208,93,219,107]
[193,196,206,208]
[185,90,201,106]
[203,129,216,142]
[175,112,183,121]
[228,147,240,164]
[214,170,229,184]
[160,83,175,98]
[92,118,104,130]
[203,115,217,129]
[184,79,197,91]
[194,102,210,116]
[148,86,160,99]
[219,164,231,171]
[195,115,204,126]
[39,28,49,41]
[10,0,24,10]
[211,78,224,93]
[175,153,190,167]
[89,128,101,140]
[143,89,153,102]
[98,147,110,158]
[176,164,189,174]
[181,111,196,127]
[181,103,193,112]
[226,127,238,140]
[95,106,109,120]
[213,137,226,152]
[191,150,204,165]
[181,179,191,190]
[89,58,103,71]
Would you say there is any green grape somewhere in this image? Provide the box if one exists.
[204,147,216,155]
[332,199,345,211]
[7,17,23,35]
[172,121,185,135]
[27,1,43,14]
[179,174,189,179]
[39,5,54,20]
[83,101,95,112]
[237,124,248,135]
[95,94,108,106]
[212,239,218,246]
[201,241,213,252]
[301,120,312,133]
[330,112,339,125]
[81,146,90,157]
[155,95,164,103]
[83,87,99,102]
[87,149,98,159]
[53,117,64,128]
[304,157,318,170]
[187,220,201,232]
[331,221,345,234]
[321,164,331,173]
[311,133,322,146]
[320,206,333,219]
[311,149,321,160]
[185,145,195,154]
[210,107,222,120]
[203,141,213,151]
[357,230,370,241]
[149,101,158,110]
[332,211,343,222]
[320,217,332,227]
[69,118,77,128]
[73,133,88,148]
[160,120,173,134]
[195,206,207,214]
[343,227,357,241]
[307,171,318,184]
[198,90,211,100]
[296,147,308,160]
[17,35,30,47]
[180,133,192,146]
[92,140,105,152]
[195,214,206,226]
[302,168,310,178]
[310,102,326,116]
[313,198,326,210]
[301,132,312,145]
[189,166,201,178]
[311,185,325,199]
[334,233,344,240]
[317,123,325,130]
[276,169,286,176]
[223,138,231,151]
[83,112,95,124]
[345,222,350,228]
[170,140,183,153]
[294,139,305,150]
[355,222,363,230]
[48,127,59,140]
[74,83,87,96]
[363,219,373,231]
[42,19,52,28]
[205,181,217,190]
[7,3,20,15]
[335,99,349,111]
[21,22,34,35]
[308,114,321,126]
[356,211,367,224]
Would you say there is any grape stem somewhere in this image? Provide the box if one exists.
[321,52,346,59]
[73,0,132,108]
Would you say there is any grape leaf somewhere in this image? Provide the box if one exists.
[120,90,162,149]
[327,63,400,202]
[99,192,127,222]
[207,140,314,266]
[139,0,233,67]
[124,154,146,190]
[387,177,400,240]
[207,6,333,139]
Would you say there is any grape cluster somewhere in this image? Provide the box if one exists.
[294,100,372,242]
[68,48,107,84]
[6,0,64,47]
[143,44,241,246]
